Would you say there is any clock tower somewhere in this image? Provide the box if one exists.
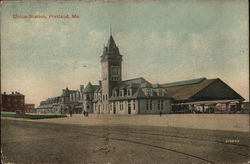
[100,34,122,113]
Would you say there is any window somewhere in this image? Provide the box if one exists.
[128,89,131,96]
[106,95,107,100]
[147,89,151,96]
[124,89,127,96]
[161,100,164,110]
[133,101,135,110]
[158,100,160,110]
[146,100,149,110]
[159,89,162,96]
[111,66,120,81]
[150,100,153,110]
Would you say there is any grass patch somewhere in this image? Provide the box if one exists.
[1,113,67,119]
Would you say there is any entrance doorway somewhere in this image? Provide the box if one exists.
[128,101,131,114]
[113,104,116,114]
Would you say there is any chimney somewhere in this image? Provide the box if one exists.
[11,92,14,94]
[99,80,102,86]
[3,92,6,95]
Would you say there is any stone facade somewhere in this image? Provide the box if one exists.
[36,33,245,115]
[37,34,173,114]
[36,87,84,114]
[85,34,173,114]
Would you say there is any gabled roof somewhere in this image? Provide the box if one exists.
[164,78,244,102]
[93,85,101,93]
[111,77,151,91]
[164,79,215,101]
[133,88,146,97]
[83,82,95,93]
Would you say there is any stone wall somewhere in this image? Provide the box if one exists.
[138,99,171,114]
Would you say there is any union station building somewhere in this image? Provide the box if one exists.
[36,34,245,114]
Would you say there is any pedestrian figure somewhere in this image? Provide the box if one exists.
[70,110,73,117]
[160,111,162,117]
[86,111,88,117]
[83,111,86,116]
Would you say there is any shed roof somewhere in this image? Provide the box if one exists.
[164,78,244,102]
[164,79,216,101]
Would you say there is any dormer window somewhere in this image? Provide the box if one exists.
[147,88,151,96]
[159,89,163,96]
[124,89,127,96]
[119,90,123,96]
[128,89,131,96]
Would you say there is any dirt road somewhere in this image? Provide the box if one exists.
[1,119,249,164]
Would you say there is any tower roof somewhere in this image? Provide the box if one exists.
[107,35,116,49]
[83,82,94,93]
[102,34,121,56]
[61,87,70,97]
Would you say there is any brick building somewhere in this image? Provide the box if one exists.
[25,104,35,113]
[1,92,25,112]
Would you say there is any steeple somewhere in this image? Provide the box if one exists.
[107,35,116,50]
[102,32,121,58]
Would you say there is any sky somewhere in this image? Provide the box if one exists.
[1,0,249,106]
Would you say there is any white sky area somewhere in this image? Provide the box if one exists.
[1,0,249,106]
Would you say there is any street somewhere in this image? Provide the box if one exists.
[1,119,249,164]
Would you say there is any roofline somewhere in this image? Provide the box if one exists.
[190,78,245,101]
[188,78,218,101]
[216,78,245,100]
[172,99,243,105]
[162,77,207,88]
[109,96,171,101]
[122,77,147,83]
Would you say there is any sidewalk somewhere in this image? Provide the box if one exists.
[2,114,249,132]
